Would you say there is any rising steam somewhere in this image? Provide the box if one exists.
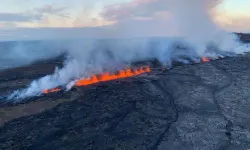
[5,0,250,100]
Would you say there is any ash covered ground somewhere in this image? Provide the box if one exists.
[0,34,250,150]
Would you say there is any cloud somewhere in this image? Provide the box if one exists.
[99,0,180,37]
[101,0,250,33]
[35,5,70,18]
[102,0,165,21]
[0,5,69,28]
[219,16,250,32]
[0,0,249,41]
[102,0,221,22]
[0,13,42,22]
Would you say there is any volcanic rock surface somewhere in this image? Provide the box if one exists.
[0,55,250,150]
[1,35,250,150]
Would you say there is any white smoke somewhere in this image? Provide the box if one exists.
[167,0,249,55]
[6,0,250,100]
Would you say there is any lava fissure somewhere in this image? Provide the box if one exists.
[43,87,61,94]
[76,66,151,86]
[43,66,151,94]
[43,57,211,94]
[202,57,210,62]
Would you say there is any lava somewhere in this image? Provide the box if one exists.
[202,57,210,62]
[43,66,151,94]
[43,87,61,94]
[75,66,151,86]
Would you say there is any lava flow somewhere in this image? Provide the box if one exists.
[202,57,210,62]
[75,66,151,86]
[43,66,151,94]
[43,87,61,94]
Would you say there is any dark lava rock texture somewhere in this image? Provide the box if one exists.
[1,56,250,150]
[0,34,250,150]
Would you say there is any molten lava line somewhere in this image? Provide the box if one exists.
[43,88,61,94]
[43,66,151,94]
[75,66,151,86]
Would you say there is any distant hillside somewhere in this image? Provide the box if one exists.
[236,33,250,43]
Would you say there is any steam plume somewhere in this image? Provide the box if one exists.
[6,0,250,100]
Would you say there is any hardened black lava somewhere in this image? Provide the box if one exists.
[1,55,250,149]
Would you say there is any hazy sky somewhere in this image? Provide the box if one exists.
[0,0,249,41]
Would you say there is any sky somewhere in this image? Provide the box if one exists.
[0,0,249,41]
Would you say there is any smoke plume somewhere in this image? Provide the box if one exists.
[5,0,250,100]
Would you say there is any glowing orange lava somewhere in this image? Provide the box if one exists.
[43,87,61,94]
[202,57,210,62]
[43,66,151,94]
[75,66,151,86]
